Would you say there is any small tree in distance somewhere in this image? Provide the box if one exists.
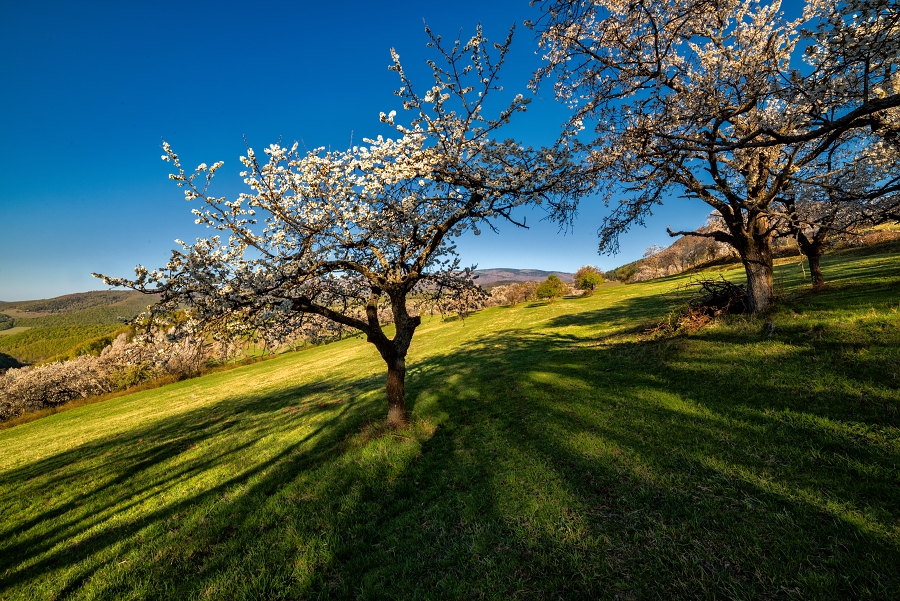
[641,245,666,280]
[95,26,590,428]
[536,274,568,303]
[574,265,604,296]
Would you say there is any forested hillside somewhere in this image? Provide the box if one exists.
[0,291,145,315]
[0,291,154,364]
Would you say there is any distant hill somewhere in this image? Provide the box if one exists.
[0,290,150,316]
[0,290,156,364]
[473,268,575,287]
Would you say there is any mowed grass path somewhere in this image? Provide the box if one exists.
[1,250,899,599]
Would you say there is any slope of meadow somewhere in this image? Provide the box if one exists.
[0,251,898,599]
[0,325,124,365]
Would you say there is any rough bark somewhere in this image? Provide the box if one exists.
[796,232,828,290]
[741,245,775,314]
[723,211,776,314]
[807,252,825,290]
[369,292,421,427]
[385,356,407,428]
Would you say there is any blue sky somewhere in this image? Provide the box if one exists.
[0,0,711,301]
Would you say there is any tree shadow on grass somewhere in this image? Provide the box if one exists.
[235,307,897,599]
[385,321,900,598]
[786,277,900,312]
[0,371,388,599]
[544,287,681,333]
[2,288,899,599]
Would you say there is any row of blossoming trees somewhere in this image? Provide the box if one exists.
[0,271,598,421]
[82,0,900,426]
[0,332,210,420]
[531,0,900,299]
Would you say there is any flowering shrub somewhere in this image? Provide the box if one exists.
[0,309,396,420]
[0,333,209,421]
[488,282,540,307]
[0,355,114,420]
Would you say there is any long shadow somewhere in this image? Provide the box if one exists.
[0,371,385,598]
[2,283,899,599]
[546,286,686,334]
[236,309,897,598]
[798,274,889,306]
[377,323,899,598]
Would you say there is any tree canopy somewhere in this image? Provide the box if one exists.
[529,0,900,311]
[96,25,591,426]
[574,265,604,294]
[536,274,568,301]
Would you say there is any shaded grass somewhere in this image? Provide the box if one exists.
[0,250,898,599]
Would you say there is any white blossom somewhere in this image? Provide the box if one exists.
[95,24,591,426]
[530,0,900,311]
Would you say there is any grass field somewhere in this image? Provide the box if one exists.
[0,327,32,338]
[1,250,898,599]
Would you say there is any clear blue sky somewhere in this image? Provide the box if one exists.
[0,0,710,301]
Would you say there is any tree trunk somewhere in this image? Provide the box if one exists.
[368,293,420,428]
[741,243,774,314]
[724,211,775,314]
[743,262,774,313]
[807,252,825,290]
[796,233,827,291]
[385,356,407,428]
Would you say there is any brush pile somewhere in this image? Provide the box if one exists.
[687,277,749,316]
[648,277,748,337]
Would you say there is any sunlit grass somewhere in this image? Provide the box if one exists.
[0,327,32,338]
[1,249,898,599]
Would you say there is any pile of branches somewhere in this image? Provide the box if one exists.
[686,277,749,316]
[648,277,748,337]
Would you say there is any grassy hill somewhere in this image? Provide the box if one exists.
[1,251,898,599]
[0,291,154,364]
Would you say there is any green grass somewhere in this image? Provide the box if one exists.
[0,327,32,338]
[0,324,123,365]
[0,292,152,363]
[1,251,898,599]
